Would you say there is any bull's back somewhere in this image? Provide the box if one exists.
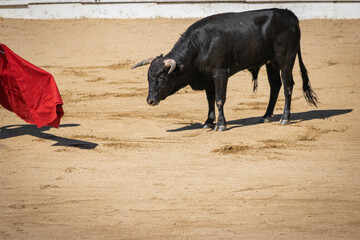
[188,9,299,73]
[189,8,299,39]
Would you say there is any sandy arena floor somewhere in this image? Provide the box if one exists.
[0,18,360,239]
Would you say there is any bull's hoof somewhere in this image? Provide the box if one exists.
[259,117,271,123]
[214,125,226,132]
[279,119,290,125]
[203,123,215,129]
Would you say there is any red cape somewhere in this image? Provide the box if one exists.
[0,44,64,128]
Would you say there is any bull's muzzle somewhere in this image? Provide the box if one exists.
[147,97,159,106]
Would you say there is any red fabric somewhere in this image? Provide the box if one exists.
[0,43,64,128]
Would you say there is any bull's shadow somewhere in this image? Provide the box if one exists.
[0,124,98,149]
[167,109,353,132]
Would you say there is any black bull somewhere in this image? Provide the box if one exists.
[132,8,318,131]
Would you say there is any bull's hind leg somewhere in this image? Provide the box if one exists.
[213,71,228,131]
[260,63,282,123]
[273,29,299,125]
[279,65,295,125]
[203,89,216,129]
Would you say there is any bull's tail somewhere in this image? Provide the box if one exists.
[298,46,318,107]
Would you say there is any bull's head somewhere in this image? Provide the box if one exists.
[132,55,183,106]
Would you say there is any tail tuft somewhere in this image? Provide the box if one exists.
[303,84,318,108]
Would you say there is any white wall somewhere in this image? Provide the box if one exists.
[0,1,359,19]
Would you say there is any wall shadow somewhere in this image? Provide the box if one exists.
[0,124,98,149]
[167,109,353,132]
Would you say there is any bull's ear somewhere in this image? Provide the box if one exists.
[173,63,184,73]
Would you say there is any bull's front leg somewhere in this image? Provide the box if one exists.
[203,89,216,129]
[213,72,228,131]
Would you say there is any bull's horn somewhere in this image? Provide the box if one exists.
[131,58,154,69]
[164,59,176,74]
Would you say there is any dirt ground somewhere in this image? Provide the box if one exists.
[0,17,359,239]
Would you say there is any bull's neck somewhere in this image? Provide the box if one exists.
[165,36,197,70]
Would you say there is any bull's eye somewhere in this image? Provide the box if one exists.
[158,76,165,83]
